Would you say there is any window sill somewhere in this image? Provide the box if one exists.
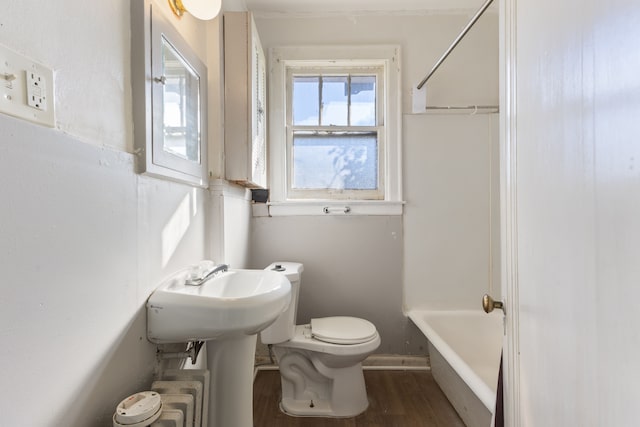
[252,200,405,217]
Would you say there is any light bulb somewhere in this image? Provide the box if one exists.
[181,0,221,20]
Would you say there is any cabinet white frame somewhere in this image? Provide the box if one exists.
[223,12,267,189]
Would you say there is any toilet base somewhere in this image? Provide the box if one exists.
[280,397,367,418]
[275,349,370,418]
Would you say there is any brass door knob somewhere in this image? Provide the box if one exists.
[482,294,504,314]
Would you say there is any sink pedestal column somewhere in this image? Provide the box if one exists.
[206,334,257,427]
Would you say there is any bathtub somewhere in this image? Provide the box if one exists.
[408,310,503,427]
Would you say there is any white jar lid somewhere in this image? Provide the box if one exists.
[311,316,377,344]
[113,391,162,427]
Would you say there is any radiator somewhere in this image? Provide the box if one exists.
[151,369,211,427]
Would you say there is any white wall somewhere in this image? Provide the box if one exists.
[0,1,214,425]
[509,0,640,424]
[208,180,253,268]
[251,216,427,354]
[404,113,499,310]
[251,11,498,353]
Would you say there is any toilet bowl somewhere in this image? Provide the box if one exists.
[260,262,381,417]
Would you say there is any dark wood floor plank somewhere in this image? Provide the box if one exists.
[253,370,465,427]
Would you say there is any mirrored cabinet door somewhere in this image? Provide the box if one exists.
[131,0,208,187]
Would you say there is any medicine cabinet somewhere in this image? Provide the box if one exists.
[131,0,208,187]
[223,12,267,189]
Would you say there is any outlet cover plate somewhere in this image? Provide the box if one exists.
[0,44,54,127]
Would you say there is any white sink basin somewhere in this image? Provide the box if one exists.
[147,267,291,343]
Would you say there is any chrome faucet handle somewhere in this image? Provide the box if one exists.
[185,263,229,286]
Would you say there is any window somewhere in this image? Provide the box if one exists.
[289,70,383,199]
[267,46,402,215]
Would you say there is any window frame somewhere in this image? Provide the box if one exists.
[266,45,403,216]
[287,66,385,200]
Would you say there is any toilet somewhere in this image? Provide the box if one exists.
[260,262,381,418]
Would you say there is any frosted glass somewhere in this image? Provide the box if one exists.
[292,133,378,190]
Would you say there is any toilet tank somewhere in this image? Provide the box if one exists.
[260,262,304,344]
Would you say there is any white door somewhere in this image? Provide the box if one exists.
[500,0,640,425]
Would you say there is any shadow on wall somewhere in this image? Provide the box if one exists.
[52,306,156,426]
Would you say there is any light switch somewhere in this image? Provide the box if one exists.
[0,43,54,127]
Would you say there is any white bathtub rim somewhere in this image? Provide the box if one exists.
[408,309,498,412]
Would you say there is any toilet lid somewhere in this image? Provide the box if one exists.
[310,316,378,345]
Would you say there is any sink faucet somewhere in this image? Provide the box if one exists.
[185,263,229,286]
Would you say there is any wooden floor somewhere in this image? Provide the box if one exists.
[253,369,465,427]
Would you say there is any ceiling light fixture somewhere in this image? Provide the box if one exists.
[168,0,221,20]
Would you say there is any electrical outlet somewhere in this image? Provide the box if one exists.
[27,71,47,111]
[0,43,54,127]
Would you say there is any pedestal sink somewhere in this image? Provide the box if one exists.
[147,263,291,427]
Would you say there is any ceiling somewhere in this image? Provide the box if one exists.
[227,0,495,15]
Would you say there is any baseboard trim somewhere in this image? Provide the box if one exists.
[364,354,429,370]
[253,354,429,379]
[364,365,430,371]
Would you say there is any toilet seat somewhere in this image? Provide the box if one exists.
[310,316,378,345]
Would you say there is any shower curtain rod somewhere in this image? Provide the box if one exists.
[417,0,495,90]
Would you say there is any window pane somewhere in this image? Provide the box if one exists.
[292,133,378,190]
[321,76,348,126]
[293,76,319,125]
[162,38,200,162]
[350,76,376,126]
